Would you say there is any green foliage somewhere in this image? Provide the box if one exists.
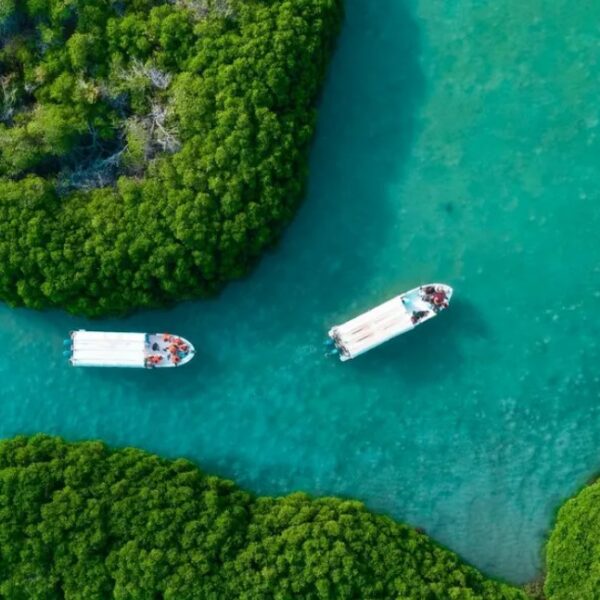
[545,479,600,599]
[0,435,527,599]
[0,0,342,316]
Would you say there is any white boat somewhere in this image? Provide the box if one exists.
[327,284,453,361]
[65,330,195,368]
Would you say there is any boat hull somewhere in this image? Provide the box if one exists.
[67,331,196,368]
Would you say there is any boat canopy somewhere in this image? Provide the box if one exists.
[71,331,147,368]
[331,296,416,360]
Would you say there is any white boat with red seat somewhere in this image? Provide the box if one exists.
[66,330,195,368]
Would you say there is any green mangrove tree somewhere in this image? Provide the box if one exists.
[545,477,600,599]
[0,434,528,599]
[0,0,342,315]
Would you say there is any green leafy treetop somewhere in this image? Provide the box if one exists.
[0,434,527,599]
[0,0,342,315]
[545,477,600,599]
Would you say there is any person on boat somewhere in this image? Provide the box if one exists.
[171,354,181,365]
[411,310,428,324]
[162,333,173,342]
[421,285,435,304]
[430,290,448,312]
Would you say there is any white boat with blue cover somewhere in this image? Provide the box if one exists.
[66,330,195,368]
[327,284,453,361]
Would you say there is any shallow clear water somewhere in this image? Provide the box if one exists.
[2,0,600,584]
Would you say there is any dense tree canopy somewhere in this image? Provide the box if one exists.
[0,0,342,315]
[545,478,600,599]
[0,435,527,599]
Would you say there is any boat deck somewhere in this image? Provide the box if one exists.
[146,334,195,367]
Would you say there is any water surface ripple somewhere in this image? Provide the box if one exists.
[2,0,600,583]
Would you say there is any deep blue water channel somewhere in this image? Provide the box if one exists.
[2,0,600,584]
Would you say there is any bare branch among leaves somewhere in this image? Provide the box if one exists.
[51,62,181,193]
[57,100,181,193]
[213,0,236,18]
[56,148,126,195]
[148,102,181,153]
[168,0,235,20]
[168,0,210,20]
[129,59,172,90]
[0,76,18,124]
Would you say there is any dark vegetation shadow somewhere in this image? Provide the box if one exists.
[225,0,427,317]
[80,359,204,398]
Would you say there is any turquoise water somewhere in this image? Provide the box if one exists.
[2,0,600,584]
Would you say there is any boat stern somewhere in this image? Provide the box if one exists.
[325,327,350,360]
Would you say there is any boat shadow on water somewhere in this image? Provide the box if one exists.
[79,348,212,400]
[350,298,490,385]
